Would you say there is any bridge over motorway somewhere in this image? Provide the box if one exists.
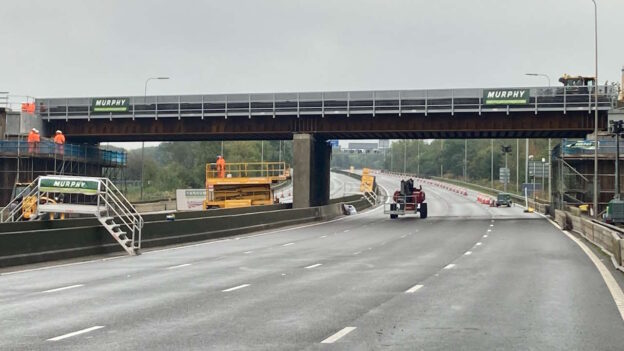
[34,86,617,208]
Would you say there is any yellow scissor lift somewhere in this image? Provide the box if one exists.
[203,162,290,209]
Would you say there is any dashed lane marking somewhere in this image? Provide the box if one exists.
[244,251,253,254]
[483,235,488,238]
[464,251,472,255]
[444,264,456,269]
[476,242,482,246]
[405,284,423,293]
[321,327,357,344]
[305,263,322,269]
[166,263,191,270]
[42,284,84,294]
[282,243,295,247]
[47,326,104,341]
[222,284,250,292]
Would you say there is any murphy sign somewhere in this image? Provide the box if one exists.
[91,98,130,112]
[38,176,101,195]
[483,89,530,105]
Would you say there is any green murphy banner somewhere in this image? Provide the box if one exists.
[483,89,530,105]
[39,177,101,195]
[91,97,130,112]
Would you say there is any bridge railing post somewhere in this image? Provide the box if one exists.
[563,87,567,114]
[425,90,428,116]
[398,91,401,116]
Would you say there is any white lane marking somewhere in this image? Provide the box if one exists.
[282,242,295,247]
[489,224,494,227]
[483,235,488,238]
[321,327,357,344]
[400,234,407,238]
[475,242,482,246]
[47,326,104,341]
[353,251,362,255]
[222,284,250,292]
[487,229,492,232]
[320,235,327,238]
[167,263,191,270]
[343,229,350,233]
[42,284,84,294]
[561,230,624,321]
[305,263,322,269]
[443,263,456,269]
[405,284,423,293]
[464,251,472,255]
[244,251,253,254]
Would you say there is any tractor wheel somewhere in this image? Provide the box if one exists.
[390,214,398,219]
[419,203,428,219]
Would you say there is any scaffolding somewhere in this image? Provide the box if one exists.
[552,134,624,215]
[0,138,126,206]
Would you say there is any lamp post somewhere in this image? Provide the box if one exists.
[591,0,599,217]
[524,73,551,87]
[529,155,535,205]
[141,77,170,201]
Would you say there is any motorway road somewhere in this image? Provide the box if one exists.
[2,173,624,350]
[274,172,361,203]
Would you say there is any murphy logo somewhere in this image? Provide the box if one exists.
[39,177,100,195]
[483,89,530,105]
[91,98,130,112]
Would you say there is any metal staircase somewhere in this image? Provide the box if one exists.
[363,191,378,206]
[0,175,143,255]
[95,178,143,255]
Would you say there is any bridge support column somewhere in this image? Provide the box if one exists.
[293,134,330,208]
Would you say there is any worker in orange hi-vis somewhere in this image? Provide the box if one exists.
[216,155,226,178]
[26,128,37,154]
[53,130,66,155]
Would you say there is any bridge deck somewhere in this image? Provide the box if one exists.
[37,86,615,120]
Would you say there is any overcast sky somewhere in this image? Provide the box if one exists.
[3,0,623,148]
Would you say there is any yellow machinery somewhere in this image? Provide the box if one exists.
[10,182,62,220]
[360,168,375,192]
[203,162,289,209]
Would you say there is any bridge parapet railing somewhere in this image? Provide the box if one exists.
[36,85,617,120]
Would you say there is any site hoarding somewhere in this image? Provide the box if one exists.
[176,189,206,211]
[91,98,130,112]
[38,176,101,195]
[483,89,530,105]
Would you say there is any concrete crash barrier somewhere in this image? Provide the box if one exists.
[560,212,624,269]
[0,195,371,268]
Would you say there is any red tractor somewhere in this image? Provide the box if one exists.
[384,178,427,219]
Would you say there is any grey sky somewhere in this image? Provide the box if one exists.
[3,0,622,99]
[3,0,622,149]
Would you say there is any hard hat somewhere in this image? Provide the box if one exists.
[33,128,39,133]
[31,128,36,131]
[56,130,62,134]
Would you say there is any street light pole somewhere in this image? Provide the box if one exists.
[525,73,551,87]
[464,139,468,181]
[491,139,494,189]
[403,140,407,174]
[591,0,599,217]
[141,76,170,201]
